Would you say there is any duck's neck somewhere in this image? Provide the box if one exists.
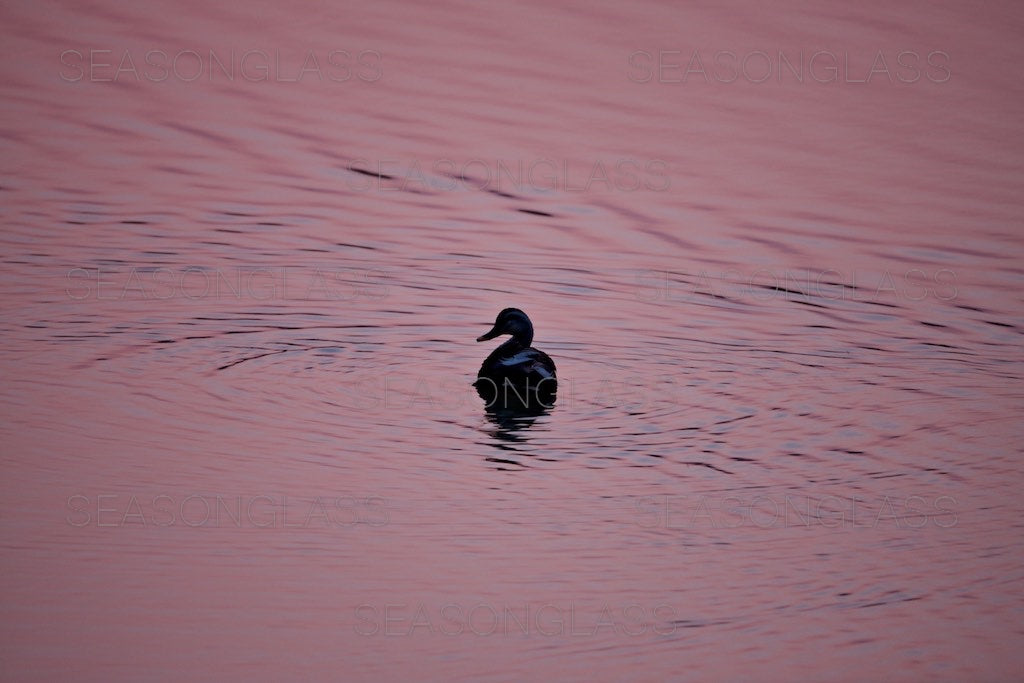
[511,324,533,348]
[497,329,533,354]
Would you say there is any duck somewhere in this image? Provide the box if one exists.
[474,308,557,409]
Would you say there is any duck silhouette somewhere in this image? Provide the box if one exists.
[474,308,557,410]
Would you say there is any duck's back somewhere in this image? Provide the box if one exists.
[478,341,556,383]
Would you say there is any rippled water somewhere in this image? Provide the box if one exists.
[2,0,1023,680]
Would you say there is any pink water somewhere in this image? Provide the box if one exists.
[2,1,1023,680]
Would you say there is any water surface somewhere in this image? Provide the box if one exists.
[2,0,1023,680]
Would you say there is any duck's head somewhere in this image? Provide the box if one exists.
[477,308,534,346]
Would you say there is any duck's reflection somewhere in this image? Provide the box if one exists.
[483,403,550,441]
[476,383,556,459]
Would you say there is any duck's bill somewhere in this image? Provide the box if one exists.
[476,326,500,342]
